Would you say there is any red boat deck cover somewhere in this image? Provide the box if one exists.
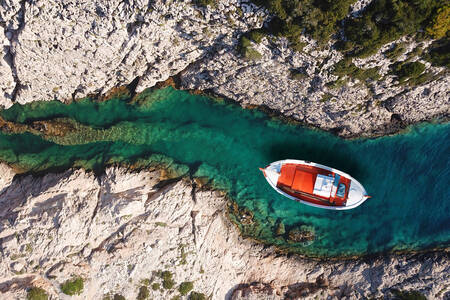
[277,164,296,187]
[278,164,316,194]
[292,169,315,194]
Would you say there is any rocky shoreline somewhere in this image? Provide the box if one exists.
[0,0,449,299]
[1,0,448,138]
[0,164,449,299]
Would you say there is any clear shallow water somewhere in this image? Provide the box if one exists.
[1,87,449,257]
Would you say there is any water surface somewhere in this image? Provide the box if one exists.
[1,87,449,257]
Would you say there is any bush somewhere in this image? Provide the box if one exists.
[60,276,84,295]
[392,289,427,300]
[151,283,160,291]
[178,282,194,296]
[238,36,262,60]
[113,294,126,300]
[252,0,355,47]
[391,61,426,83]
[384,43,406,60]
[27,287,48,300]
[290,68,308,80]
[425,5,450,39]
[343,0,447,57]
[137,286,149,300]
[425,37,449,68]
[193,0,216,8]
[160,270,175,289]
[320,93,333,102]
[248,29,266,43]
[242,47,263,60]
[190,291,207,300]
[332,58,380,82]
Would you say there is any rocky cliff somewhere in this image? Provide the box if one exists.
[0,0,448,137]
[0,165,448,299]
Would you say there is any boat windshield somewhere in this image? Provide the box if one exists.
[336,183,346,198]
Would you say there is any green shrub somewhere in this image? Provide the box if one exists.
[425,37,449,68]
[392,289,427,300]
[248,29,266,43]
[320,93,333,102]
[140,278,151,286]
[27,287,48,300]
[326,78,348,89]
[238,36,262,60]
[290,68,308,80]
[391,61,426,83]
[190,291,207,300]
[151,283,160,291]
[113,294,126,300]
[255,0,355,44]
[160,270,175,289]
[332,58,380,82]
[193,0,216,8]
[60,276,84,296]
[384,43,406,60]
[241,47,262,60]
[343,0,447,57]
[178,282,194,295]
[425,5,450,39]
[137,286,149,300]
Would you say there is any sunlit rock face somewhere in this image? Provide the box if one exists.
[1,0,448,137]
[0,167,449,299]
[0,0,265,107]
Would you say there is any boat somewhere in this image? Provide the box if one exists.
[259,159,370,210]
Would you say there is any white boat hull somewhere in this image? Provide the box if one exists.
[262,159,370,210]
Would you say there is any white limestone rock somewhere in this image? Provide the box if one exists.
[0,167,448,299]
[0,163,16,191]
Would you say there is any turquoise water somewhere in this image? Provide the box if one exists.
[1,87,449,257]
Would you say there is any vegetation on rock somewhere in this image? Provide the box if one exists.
[391,61,426,83]
[332,58,380,82]
[27,287,48,300]
[190,291,207,300]
[253,0,356,45]
[342,0,448,57]
[60,276,84,295]
[238,36,262,60]
[392,289,427,300]
[178,281,194,295]
[137,286,149,300]
[424,38,450,68]
[159,270,175,289]
[193,0,217,8]
[384,43,407,61]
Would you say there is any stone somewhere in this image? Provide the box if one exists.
[0,167,447,299]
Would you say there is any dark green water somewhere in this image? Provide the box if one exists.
[1,87,449,257]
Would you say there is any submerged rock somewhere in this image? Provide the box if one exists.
[288,226,315,244]
[275,221,285,236]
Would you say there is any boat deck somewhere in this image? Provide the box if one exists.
[276,163,348,207]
